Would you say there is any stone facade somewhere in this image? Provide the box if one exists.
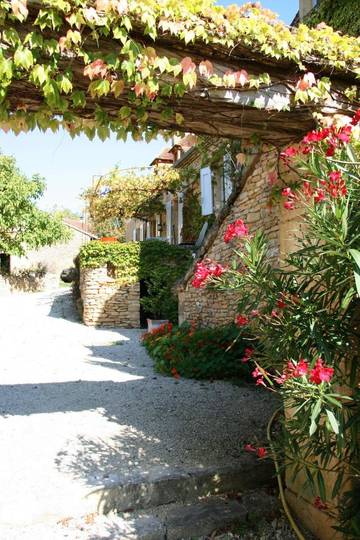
[179,150,281,327]
[80,266,140,327]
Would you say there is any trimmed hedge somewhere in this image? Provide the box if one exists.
[79,239,193,321]
[142,322,254,380]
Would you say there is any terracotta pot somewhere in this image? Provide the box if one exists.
[147,318,169,332]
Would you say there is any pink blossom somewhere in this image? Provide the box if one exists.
[314,189,325,203]
[244,443,256,453]
[314,496,328,510]
[191,260,225,288]
[224,219,249,243]
[309,358,334,384]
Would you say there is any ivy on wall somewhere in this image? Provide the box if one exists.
[305,0,360,37]
[79,239,192,320]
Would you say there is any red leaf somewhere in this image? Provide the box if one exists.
[83,59,108,80]
[181,57,196,75]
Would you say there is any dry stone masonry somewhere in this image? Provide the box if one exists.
[179,150,282,327]
[80,266,140,327]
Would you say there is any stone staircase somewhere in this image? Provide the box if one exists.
[81,457,279,539]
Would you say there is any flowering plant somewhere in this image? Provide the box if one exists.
[194,110,360,533]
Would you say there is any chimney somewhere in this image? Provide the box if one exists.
[299,0,314,20]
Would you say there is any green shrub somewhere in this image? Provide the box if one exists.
[142,322,254,380]
[79,239,193,321]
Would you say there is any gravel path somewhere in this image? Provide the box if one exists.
[0,289,276,538]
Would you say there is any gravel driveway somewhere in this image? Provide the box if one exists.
[0,289,275,537]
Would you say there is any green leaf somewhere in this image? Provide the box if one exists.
[309,398,322,436]
[31,65,48,86]
[331,470,344,499]
[326,409,339,434]
[14,47,34,70]
[349,249,360,269]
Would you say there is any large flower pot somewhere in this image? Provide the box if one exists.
[147,318,169,332]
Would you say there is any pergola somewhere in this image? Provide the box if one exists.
[1,0,359,145]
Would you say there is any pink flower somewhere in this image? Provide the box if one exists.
[257,447,267,458]
[336,125,352,143]
[288,358,309,378]
[309,358,334,385]
[224,219,249,243]
[314,189,325,203]
[280,146,298,162]
[244,443,256,453]
[250,310,259,318]
[271,309,279,318]
[191,260,225,288]
[255,376,266,386]
[242,347,254,363]
[282,187,295,198]
[284,200,295,210]
[326,144,336,157]
[236,314,249,327]
[303,128,330,144]
[303,181,313,198]
[327,170,347,198]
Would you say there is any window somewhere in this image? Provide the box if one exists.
[200,167,213,216]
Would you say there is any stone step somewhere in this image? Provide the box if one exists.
[86,457,275,514]
[84,489,279,540]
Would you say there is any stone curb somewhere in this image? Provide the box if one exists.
[86,457,275,514]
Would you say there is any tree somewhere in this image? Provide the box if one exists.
[83,164,181,235]
[0,154,70,256]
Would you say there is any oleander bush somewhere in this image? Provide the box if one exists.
[142,322,254,380]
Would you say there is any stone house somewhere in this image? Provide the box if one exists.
[0,218,97,292]
[125,134,247,248]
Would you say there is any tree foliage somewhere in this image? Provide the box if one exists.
[84,164,181,234]
[0,154,70,255]
[304,0,360,38]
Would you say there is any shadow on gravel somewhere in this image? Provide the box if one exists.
[47,290,80,322]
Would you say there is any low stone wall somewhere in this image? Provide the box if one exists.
[80,266,140,327]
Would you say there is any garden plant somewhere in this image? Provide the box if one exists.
[142,321,254,380]
[191,109,360,536]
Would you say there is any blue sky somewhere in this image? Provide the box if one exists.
[0,1,299,214]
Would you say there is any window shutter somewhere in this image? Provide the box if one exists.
[200,167,213,216]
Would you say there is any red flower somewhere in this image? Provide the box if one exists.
[336,125,352,143]
[303,181,313,198]
[277,298,286,309]
[327,170,347,198]
[314,496,327,511]
[244,443,256,453]
[314,189,325,203]
[171,367,180,379]
[257,447,267,458]
[326,144,336,157]
[236,314,249,326]
[287,358,309,378]
[191,260,226,288]
[351,109,360,126]
[309,358,334,385]
[224,219,249,243]
[241,347,254,363]
[282,187,295,198]
[284,200,295,210]
[280,146,298,162]
[303,128,330,144]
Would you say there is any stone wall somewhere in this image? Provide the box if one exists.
[80,266,140,327]
[179,150,281,327]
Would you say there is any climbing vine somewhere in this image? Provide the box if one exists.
[83,164,181,234]
[0,0,358,141]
